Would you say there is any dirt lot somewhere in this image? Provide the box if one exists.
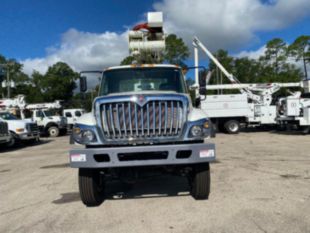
[0,132,309,233]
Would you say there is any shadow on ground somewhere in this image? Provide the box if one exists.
[53,175,190,205]
[0,139,53,153]
[40,163,69,169]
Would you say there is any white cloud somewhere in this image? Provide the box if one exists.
[154,0,310,51]
[235,45,266,59]
[21,0,310,75]
[22,29,129,75]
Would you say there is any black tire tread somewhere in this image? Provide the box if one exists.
[79,169,104,207]
[191,163,210,200]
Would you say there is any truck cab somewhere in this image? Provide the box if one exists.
[30,109,68,137]
[63,109,85,129]
[70,64,216,206]
[0,111,40,146]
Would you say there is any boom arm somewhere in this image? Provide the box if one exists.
[193,37,262,103]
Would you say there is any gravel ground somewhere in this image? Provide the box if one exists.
[0,132,309,233]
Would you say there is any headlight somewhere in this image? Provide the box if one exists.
[190,125,202,137]
[82,130,95,142]
[72,126,96,144]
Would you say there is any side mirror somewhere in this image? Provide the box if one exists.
[80,76,87,93]
[199,70,207,95]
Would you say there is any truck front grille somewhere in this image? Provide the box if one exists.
[26,123,39,133]
[100,100,185,139]
[0,122,9,135]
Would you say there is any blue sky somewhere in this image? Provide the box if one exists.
[0,0,309,75]
[0,0,155,59]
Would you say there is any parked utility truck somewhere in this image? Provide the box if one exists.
[193,37,310,134]
[69,12,216,206]
[0,111,39,146]
[277,89,310,134]
[0,95,67,137]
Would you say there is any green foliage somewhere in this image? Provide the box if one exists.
[288,35,310,61]
[207,37,304,95]
[38,62,78,102]
[120,56,135,65]
[163,34,190,66]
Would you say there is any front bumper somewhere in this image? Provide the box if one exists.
[70,143,215,168]
[18,132,40,140]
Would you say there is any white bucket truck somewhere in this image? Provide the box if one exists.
[193,37,310,134]
[0,95,67,137]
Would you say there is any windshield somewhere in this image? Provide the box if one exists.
[0,112,18,120]
[100,67,187,96]
[43,110,55,117]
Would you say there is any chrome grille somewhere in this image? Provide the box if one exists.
[0,122,8,135]
[26,123,39,133]
[101,100,185,139]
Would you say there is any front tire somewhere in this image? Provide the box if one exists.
[190,163,210,200]
[79,169,105,207]
[7,132,16,147]
[48,126,59,137]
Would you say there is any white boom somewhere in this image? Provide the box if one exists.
[193,36,309,106]
[0,95,62,110]
[193,37,261,103]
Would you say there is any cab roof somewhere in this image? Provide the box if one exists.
[105,64,181,71]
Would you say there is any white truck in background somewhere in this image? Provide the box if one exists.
[193,37,310,134]
[277,90,310,134]
[0,111,40,146]
[24,102,68,137]
[63,109,85,129]
[0,95,67,137]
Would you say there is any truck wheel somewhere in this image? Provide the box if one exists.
[224,120,240,134]
[190,163,210,200]
[301,126,310,135]
[48,126,59,137]
[79,169,105,207]
[7,133,16,147]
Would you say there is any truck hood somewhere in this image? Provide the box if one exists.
[4,119,28,131]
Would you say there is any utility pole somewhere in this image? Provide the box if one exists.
[0,62,15,98]
[6,66,10,98]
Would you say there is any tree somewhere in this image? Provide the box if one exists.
[38,62,78,102]
[233,57,261,83]
[288,35,310,78]
[120,56,135,65]
[261,38,287,75]
[0,56,32,98]
[163,34,190,66]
